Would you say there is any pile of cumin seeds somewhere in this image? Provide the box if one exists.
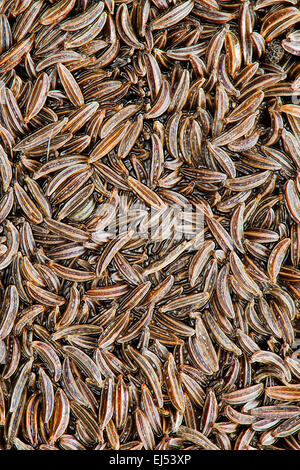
[0,0,300,451]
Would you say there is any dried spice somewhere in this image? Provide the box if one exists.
[0,0,299,451]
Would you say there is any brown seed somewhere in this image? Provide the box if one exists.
[57,63,84,107]
[0,0,298,452]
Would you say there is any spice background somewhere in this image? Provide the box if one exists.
[0,0,300,451]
